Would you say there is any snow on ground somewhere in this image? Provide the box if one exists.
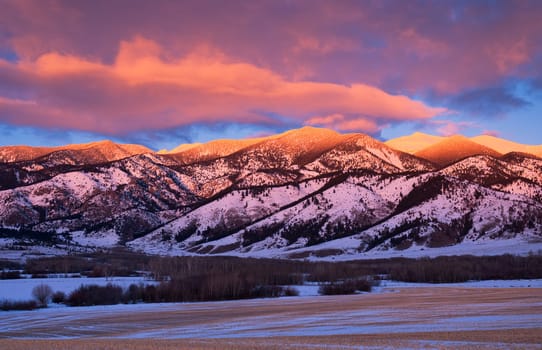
[289,279,542,295]
[0,244,92,263]
[376,279,542,291]
[293,237,542,261]
[2,274,540,305]
[0,277,156,302]
[0,285,540,341]
[288,283,319,297]
[129,181,326,251]
[70,230,119,247]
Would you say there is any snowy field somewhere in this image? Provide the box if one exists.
[1,282,542,349]
[0,276,156,302]
[378,278,542,289]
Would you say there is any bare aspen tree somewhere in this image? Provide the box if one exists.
[32,283,53,307]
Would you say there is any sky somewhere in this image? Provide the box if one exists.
[0,0,542,151]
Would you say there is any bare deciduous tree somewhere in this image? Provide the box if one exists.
[32,283,53,307]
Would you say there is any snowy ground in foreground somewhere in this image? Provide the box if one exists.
[0,286,540,341]
[377,279,542,290]
[0,277,156,302]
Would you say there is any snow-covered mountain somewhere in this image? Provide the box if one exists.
[1,127,542,260]
[471,135,542,158]
[0,140,152,164]
[385,132,444,154]
[386,132,542,159]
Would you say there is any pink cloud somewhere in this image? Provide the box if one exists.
[1,0,540,145]
[433,120,476,136]
[487,38,530,74]
[0,37,445,135]
[398,28,450,58]
[335,119,379,133]
[1,1,541,97]
[306,113,345,126]
[0,96,36,106]
[292,35,358,55]
[305,113,379,134]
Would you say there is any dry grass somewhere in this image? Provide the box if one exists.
[2,330,542,350]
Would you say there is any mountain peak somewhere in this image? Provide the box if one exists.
[63,139,115,150]
[385,132,444,154]
[415,135,502,166]
[166,142,203,154]
[165,137,267,164]
[291,125,340,134]
[279,126,344,141]
[471,135,542,157]
[272,126,348,152]
[0,140,152,164]
[445,134,470,142]
[164,127,346,164]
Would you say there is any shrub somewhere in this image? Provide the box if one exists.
[318,278,373,295]
[32,284,53,307]
[0,299,39,311]
[122,283,144,304]
[51,291,66,304]
[67,284,123,306]
[283,286,300,297]
[250,285,284,298]
[125,276,302,304]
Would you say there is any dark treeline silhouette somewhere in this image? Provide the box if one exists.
[56,252,542,306]
[146,256,307,302]
[6,251,542,284]
[1,252,542,309]
[0,300,39,311]
[0,270,21,279]
[386,254,542,283]
[150,254,542,284]
[2,251,542,308]
[22,249,153,277]
[65,280,297,306]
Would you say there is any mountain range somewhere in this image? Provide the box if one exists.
[1,127,542,260]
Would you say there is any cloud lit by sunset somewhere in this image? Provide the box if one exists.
[0,0,541,149]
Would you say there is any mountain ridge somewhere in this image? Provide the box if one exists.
[471,135,542,158]
[1,127,541,261]
[0,140,153,164]
[385,132,445,154]
[414,135,503,166]
[2,127,541,166]
[386,132,542,161]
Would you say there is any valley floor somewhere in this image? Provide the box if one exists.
[1,286,541,349]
